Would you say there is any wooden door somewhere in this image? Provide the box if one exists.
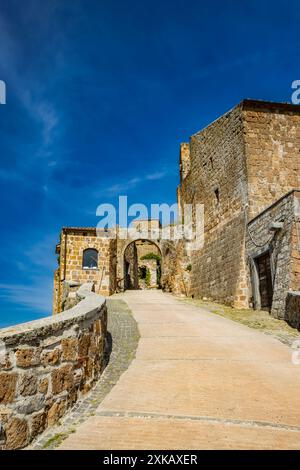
[256,252,273,311]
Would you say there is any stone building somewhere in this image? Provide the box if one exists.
[178,99,300,324]
[53,221,163,314]
[53,227,117,313]
[54,99,300,327]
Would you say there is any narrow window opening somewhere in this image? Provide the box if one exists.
[82,248,98,269]
[214,187,220,204]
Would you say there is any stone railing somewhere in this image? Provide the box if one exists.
[285,291,300,330]
[0,283,107,450]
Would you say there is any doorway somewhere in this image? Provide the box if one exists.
[255,251,273,311]
[123,239,162,290]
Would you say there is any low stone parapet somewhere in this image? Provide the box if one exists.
[285,291,300,330]
[0,283,107,449]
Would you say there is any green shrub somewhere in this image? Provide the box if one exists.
[140,252,161,262]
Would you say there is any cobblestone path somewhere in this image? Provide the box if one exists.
[28,298,139,449]
[58,290,300,450]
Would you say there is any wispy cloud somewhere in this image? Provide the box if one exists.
[94,170,167,197]
[23,234,58,271]
[21,93,60,149]
[0,10,61,163]
[0,279,53,314]
[146,171,166,181]
[106,177,141,195]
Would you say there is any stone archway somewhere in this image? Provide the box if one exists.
[122,239,162,291]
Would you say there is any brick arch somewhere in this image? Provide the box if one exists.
[122,238,162,258]
[119,238,163,291]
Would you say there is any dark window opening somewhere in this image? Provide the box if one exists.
[214,187,220,203]
[138,266,147,279]
[82,248,98,269]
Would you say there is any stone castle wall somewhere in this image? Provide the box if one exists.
[179,104,249,307]
[178,101,300,308]
[244,102,300,219]
[0,284,107,449]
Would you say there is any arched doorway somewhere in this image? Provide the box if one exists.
[123,239,162,290]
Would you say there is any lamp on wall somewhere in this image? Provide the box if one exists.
[269,221,284,232]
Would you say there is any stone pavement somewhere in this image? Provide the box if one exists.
[58,290,300,450]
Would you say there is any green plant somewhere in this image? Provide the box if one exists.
[43,432,69,448]
[140,252,161,262]
[145,268,151,286]
[186,264,192,272]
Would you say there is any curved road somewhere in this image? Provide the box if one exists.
[60,290,300,449]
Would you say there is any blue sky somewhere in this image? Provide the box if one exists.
[0,0,299,326]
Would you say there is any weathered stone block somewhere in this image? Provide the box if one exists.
[31,411,47,439]
[16,395,44,415]
[19,372,38,396]
[38,377,49,395]
[15,347,41,368]
[0,372,17,404]
[5,416,29,449]
[41,348,61,366]
[51,364,73,395]
[78,333,90,357]
[0,352,13,370]
[61,337,78,361]
[47,398,67,426]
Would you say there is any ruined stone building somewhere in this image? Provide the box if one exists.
[54,99,300,329]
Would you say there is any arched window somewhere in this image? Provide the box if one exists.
[82,248,98,269]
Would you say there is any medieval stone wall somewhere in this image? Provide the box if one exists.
[179,104,249,307]
[177,101,300,308]
[244,102,300,219]
[0,284,107,450]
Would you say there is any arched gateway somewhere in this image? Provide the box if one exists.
[123,239,162,291]
[53,219,183,314]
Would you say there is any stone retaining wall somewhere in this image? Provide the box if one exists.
[0,283,107,450]
[285,292,300,329]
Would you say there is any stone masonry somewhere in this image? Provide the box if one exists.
[0,284,107,449]
[54,228,117,313]
[178,100,300,312]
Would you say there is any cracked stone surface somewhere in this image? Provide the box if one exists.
[58,290,300,450]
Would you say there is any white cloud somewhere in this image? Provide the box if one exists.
[0,279,53,313]
[106,177,141,195]
[24,234,58,270]
[146,171,166,180]
[94,169,167,198]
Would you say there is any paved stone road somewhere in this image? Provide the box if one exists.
[60,290,300,450]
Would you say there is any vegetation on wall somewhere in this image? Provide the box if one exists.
[145,268,151,286]
[140,252,161,262]
[138,265,151,286]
